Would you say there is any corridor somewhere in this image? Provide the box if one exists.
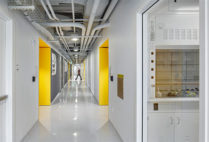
[1,0,209,142]
[22,81,122,142]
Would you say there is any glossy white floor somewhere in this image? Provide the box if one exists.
[22,81,122,142]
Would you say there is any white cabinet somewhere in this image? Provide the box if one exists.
[148,113,174,142]
[175,113,199,142]
[148,113,199,142]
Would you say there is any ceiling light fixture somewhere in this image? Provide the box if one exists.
[73,132,78,137]
[71,37,79,41]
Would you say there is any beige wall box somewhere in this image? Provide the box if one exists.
[117,74,124,99]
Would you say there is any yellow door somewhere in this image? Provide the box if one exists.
[99,40,109,105]
[39,39,51,106]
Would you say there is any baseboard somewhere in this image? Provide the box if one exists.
[51,92,61,104]
[21,120,39,142]
[86,85,99,105]
[109,119,124,142]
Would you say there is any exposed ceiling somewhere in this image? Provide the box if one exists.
[8,0,118,63]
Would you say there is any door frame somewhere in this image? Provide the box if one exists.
[136,0,208,142]
[0,12,14,142]
[199,0,209,141]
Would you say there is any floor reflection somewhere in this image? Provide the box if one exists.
[23,81,122,142]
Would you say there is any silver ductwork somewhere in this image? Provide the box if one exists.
[83,23,110,52]
[32,22,54,40]
[32,21,72,61]
[8,0,119,63]
[43,22,86,50]
[89,0,118,49]
[39,0,74,62]
[81,0,101,51]
[42,22,86,30]
[44,0,69,51]
[45,0,59,21]
[102,0,119,22]
[39,0,54,20]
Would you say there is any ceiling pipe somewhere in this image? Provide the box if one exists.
[83,23,110,52]
[39,0,73,62]
[55,35,103,38]
[10,0,71,62]
[81,0,101,52]
[89,0,118,48]
[42,22,86,50]
[56,27,74,62]
[14,0,23,5]
[102,0,119,22]
[39,0,54,20]
[45,0,59,21]
[90,23,111,38]
[56,27,66,48]
[71,0,76,32]
[69,52,87,56]
[45,0,73,61]
[45,0,67,47]
[32,22,54,40]
[42,22,86,29]
[71,0,78,54]
[60,19,104,22]
[58,26,70,50]
[32,22,71,61]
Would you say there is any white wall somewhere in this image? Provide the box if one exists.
[85,0,147,141]
[85,47,98,97]
[0,1,65,141]
[86,52,93,92]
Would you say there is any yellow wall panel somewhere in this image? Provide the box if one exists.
[39,43,51,105]
[39,38,50,48]
[83,61,85,81]
[99,40,109,105]
[68,62,71,80]
[100,39,109,48]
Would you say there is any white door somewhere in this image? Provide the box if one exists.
[148,113,175,142]
[0,17,7,142]
[174,113,199,142]
[0,18,6,95]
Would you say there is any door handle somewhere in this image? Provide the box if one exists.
[170,117,174,125]
[176,117,180,125]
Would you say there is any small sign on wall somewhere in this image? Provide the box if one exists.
[117,74,124,99]
[52,53,57,76]
[64,61,68,72]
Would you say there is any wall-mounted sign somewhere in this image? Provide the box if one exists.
[64,61,68,72]
[52,53,57,76]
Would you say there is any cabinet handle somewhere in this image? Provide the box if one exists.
[170,117,174,125]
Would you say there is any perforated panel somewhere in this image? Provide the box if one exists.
[163,28,199,41]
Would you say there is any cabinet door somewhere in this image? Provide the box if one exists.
[174,113,199,142]
[148,113,174,142]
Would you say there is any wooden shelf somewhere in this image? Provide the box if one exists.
[156,64,199,65]
[148,97,199,103]
[156,82,199,85]
[155,45,199,49]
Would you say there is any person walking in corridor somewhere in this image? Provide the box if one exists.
[75,68,82,81]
